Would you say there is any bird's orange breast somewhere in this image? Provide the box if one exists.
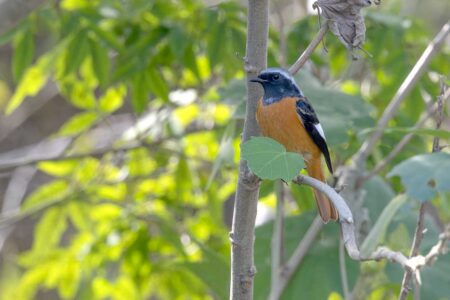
[256,97,321,160]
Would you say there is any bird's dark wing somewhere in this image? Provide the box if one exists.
[295,97,333,173]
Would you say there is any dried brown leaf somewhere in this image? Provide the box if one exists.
[315,0,380,57]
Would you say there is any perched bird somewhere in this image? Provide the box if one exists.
[250,68,338,223]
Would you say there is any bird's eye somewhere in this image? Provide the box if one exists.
[273,74,280,80]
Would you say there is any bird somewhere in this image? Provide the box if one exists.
[250,68,338,223]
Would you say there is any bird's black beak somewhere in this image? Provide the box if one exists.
[250,77,266,84]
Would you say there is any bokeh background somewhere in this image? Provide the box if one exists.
[0,0,448,299]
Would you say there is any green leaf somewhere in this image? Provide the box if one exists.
[241,137,304,181]
[130,73,149,113]
[388,152,450,202]
[182,244,229,300]
[33,207,67,254]
[169,26,188,59]
[99,85,126,113]
[89,37,110,87]
[146,68,169,101]
[207,22,225,68]
[254,213,359,299]
[360,195,407,256]
[58,111,98,136]
[23,180,69,210]
[38,160,79,177]
[363,175,396,222]
[12,28,35,83]
[6,55,50,114]
[64,30,89,75]
[206,122,236,189]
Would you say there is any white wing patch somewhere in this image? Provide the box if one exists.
[314,123,326,140]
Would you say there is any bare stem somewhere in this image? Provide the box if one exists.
[340,237,352,300]
[399,204,426,300]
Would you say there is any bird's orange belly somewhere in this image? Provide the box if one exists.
[256,97,320,160]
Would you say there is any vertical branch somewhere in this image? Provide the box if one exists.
[398,79,448,300]
[399,204,426,300]
[339,238,351,300]
[230,0,269,299]
[271,181,285,297]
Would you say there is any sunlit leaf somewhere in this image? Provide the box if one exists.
[58,111,98,136]
[38,160,79,177]
[99,85,126,113]
[23,180,69,210]
[242,137,305,181]
[33,207,67,254]
[6,55,51,114]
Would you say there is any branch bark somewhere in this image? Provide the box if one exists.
[230,0,268,299]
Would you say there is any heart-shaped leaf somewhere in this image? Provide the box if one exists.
[241,137,304,181]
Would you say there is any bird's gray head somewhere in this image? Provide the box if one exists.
[250,68,304,105]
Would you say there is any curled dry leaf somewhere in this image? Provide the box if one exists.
[315,0,381,57]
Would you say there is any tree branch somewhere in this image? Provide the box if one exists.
[399,76,448,300]
[399,204,426,300]
[353,21,450,167]
[291,175,448,273]
[363,90,450,180]
[230,0,268,298]
[288,20,329,75]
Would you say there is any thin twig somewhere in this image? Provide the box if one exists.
[291,175,448,271]
[363,91,450,180]
[400,77,449,300]
[270,180,285,299]
[288,20,329,75]
[399,204,426,300]
[0,125,217,171]
[354,21,450,167]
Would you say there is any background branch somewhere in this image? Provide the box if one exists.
[353,21,450,166]
[292,175,448,273]
[399,76,448,300]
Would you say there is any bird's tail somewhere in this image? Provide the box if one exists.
[307,158,338,223]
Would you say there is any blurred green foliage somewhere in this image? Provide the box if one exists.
[0,0,449,299]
